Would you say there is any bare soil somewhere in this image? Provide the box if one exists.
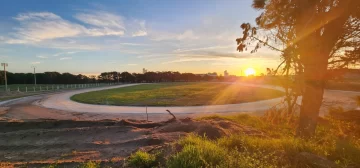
[0,116,261,167]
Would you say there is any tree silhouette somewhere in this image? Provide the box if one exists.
[237,0,360,137]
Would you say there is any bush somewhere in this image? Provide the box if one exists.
[168,114,360,168]
[42,164,59,168]
[167,134,282,168]
[167,135,227,168]
[128,151,158,168]
[78,161,100,168]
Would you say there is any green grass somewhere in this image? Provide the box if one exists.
[41,161,100,168]
[167,134,287,168]
[128,151,158,168]
[164,114,360,168]
[71,83,285,106]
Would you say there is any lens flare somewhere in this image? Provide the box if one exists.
[245,68,256,76]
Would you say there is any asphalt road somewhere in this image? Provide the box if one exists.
[33,83,360,116]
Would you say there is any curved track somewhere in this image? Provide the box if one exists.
[35,83,360,115]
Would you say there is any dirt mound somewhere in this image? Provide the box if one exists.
[0,117,263,167]
[154,118,265,139]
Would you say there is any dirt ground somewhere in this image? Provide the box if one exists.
[0,115,261,167]
[1,87,356,167]
[0,94,264,167]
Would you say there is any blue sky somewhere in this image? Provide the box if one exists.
[0,0,281,76]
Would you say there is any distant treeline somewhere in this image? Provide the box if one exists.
[0,71,235,85]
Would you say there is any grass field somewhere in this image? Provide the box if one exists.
[71,83,285,106]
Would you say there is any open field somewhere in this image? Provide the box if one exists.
[71,83,285,106]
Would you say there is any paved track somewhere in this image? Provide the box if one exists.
[35,83,360,115]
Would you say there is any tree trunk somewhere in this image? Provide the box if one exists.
[297,61,327,137]
[293,0,353,137]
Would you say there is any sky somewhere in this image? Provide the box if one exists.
[0,0,281,76]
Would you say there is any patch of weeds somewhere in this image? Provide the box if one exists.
[167,134,284,168]
[128,150,158,168]
[175,114,360,168]
[197,114,295,138]
[77,161,100,168]
[41,164,59,168]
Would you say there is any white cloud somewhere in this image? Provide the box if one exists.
[137,54,176,59]
[75,11,125,30]
[177,30,198,40]
[36,55,48,59]
[11,12,85,42]
[15,12,60,21]
[118,43,147,46]
[131,20,147,37]
[85,27,124,36]
[174,45,233,53]
[30,61,41,64]
[59,57,72,60]
[127,63,138,66]
[151,30,198,41]
[6,12,127,45]
[53,51,80,57]
[162,58,220,64]
[132,30,147,37]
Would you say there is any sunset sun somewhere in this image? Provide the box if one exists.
[245,68,256,76]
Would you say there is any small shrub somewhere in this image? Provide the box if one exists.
[167,134,283,168]
[167,135,227,168]
[128,151,158,168]
[174,114,360,167]
[78,161,100,168]
[42,164,59,168]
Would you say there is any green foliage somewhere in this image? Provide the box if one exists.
[71,83,284,106]
[167,135,285,168]
[128,151,158,168]
[172,115,360,168]
[198,114,294,138]
[77,161,100,168]
[41,164,59,168]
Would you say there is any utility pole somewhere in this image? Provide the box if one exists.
[1,63,8,92]
[32,66,37,86]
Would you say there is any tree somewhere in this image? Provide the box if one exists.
[237,0,360,137]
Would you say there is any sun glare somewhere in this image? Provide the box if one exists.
[245,68,256,76]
